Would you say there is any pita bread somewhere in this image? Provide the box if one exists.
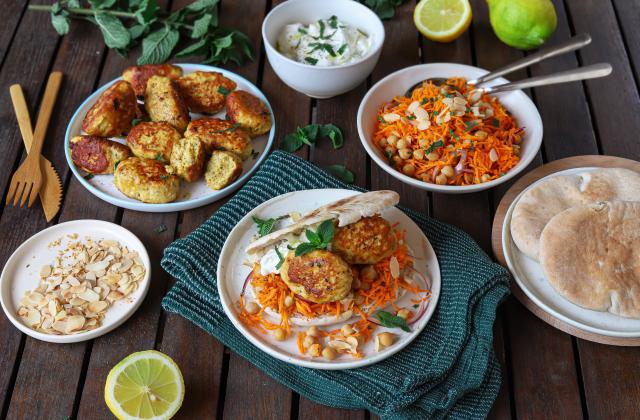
[511,168,640,261]
[245,190,400,255]
[540,201,640,318]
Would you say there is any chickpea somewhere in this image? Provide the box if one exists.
[413,149,425,160]
[402,163,416,176]
[341,324,355,336]
[322,346,337,360]
[392,155,404,166]
[397,309,411,319]
[284,295,294,307]
[513,135,522,145]
[309,343,322,357]
[378,332,397,347]
[426,152,440,161]
[421,174,432,183]
[245,301,259,315]
[386,135,398,146]
[307,326,320,338]
[481,174,492,183]
[396,138,408,150]
[361,265,378,280]
[398,148,412,160]
[384,145,397,156]
[418,138,430,148]
[274,328,287,341]
[378,137,388,147]
[435,173,448,185]
[441,165,454,178]
[303,335,316,348]
[513,145,521,156]
[475,130,488,139]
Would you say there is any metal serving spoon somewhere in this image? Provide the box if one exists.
[404,33,596,97]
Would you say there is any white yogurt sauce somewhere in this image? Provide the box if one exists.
[276,16,372,66]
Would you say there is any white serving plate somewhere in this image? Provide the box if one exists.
[65,63,276,213]
[217,189,441,369]
[0,220,151,343]
[503,167,640,338]
[357,63,543,193]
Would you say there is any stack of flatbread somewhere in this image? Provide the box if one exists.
[510,168,640,318]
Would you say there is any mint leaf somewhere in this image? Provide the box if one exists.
[281,134,303,153]
[305,229,322,245]
[137,25,180,64]
[191,13,212,38]
[319,124,343,149]
[376,310,411,332]
[252,215,285,237]
[316,220,334,244]
[294,242,317,257]
[95,12,131,49]
[51,12,70,35]
[325,164,355,184]
[175,39,208,57]
[89,0,117,9]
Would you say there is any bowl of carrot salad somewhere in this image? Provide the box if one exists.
[357,63,543,193]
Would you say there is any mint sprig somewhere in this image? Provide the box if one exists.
[294,220,334,257]
[252,215,286,237]
[281,124,344,152]
[376,310,411,332]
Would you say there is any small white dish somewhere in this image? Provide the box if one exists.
[503,167,640,338]
[217,189,441,369]
[65,63,276,213]
[262,0,385,98]
[357,63,543,194]
[0,220,151,343]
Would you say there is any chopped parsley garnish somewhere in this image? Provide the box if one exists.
[318,19,326,38]
[407,115,416,120]
[328,15,338,29]
[420,98,428,105]
[464,120,479,131]
[218,86,231,96]
[209,123,240,134]
[297,27,307,35]
[309,42,336,57]
[304,56,318,65]
[425,140,444,154]
[155,153,164,161]
[337,43,348,56]
[154,224,167,234]
[449,128,460,141]
[491,118,500,128]
[274,246,285,269]
[251,150,259,160]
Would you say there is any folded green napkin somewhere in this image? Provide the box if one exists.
[161,151,511,419]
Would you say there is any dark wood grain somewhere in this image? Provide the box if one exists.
[612,0,640,89]
[0,0,27,67]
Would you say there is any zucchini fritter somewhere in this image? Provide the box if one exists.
[204,150,242,190]
[280,249,353,304]
[126,121,181,163]
[144,75,190,133]
[70,135,131,175]
[82,80,136,137]
[176,71,237,114]
[169,137,206,182]
[185,118,252,159]
[122,64,183,97]
[225,90,272,137]
[114,157,180,203]
[332,216,398,265]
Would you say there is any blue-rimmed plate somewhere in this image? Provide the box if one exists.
[65,63,276,213]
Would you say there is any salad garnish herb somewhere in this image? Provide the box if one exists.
[425,140,444,154]
[325,164,355,184]
[252,215,286,237]
[294,220,334,256]
[281,124,344,152]
[274,246,285,270]
[376,310,411,332]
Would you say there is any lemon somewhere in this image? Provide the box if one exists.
[414,0,472,42]
[105,350,185,420]
[488,0,557,50]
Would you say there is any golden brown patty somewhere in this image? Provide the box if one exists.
[144,75,190,133]
[332,216,397,264]
[225,90,272,137]
[204,150,243,190]
[169,137,206,182]
[126,121,181,162]
[82,80,136,137]
[280,249,353,304]
[70,136,131,174]
[122,64,183,97]
[176,71,237,114]
[185,118,252,159]
[114,157,180,203]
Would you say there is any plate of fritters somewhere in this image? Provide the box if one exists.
[217,189,441,369]
[65,63,275,212]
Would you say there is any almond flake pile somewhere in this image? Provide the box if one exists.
[17,238,146,335]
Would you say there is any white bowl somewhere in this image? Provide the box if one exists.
[262,0,385,98]
[357,63,543,193]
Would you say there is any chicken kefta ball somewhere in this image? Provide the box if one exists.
[114,157,180,203]
[185,118,252,159]
[332,216,398,265]
[70,136,131,174]
[144,75,190,132]
[82,80,137,137]
[176,71,237,114]
[280,249,353,304]
[126,121,181,163]
[225,90,272,137]
[122,64,183,97]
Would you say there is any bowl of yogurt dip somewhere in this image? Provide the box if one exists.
[262,0,385,98]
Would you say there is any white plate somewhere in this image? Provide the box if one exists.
[65,63,276,213]
[217,189,441,369]
[357,63,543,193]
[0,220,151,343]
[503,167,640,338]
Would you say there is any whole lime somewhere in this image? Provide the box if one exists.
[487,0,557,50]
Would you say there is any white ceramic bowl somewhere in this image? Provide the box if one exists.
[357,63,543,193]
[262,0,385,98]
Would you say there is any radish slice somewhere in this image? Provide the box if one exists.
[240,272,253,297]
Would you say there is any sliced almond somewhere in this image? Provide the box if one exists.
[40,265,52,278]
[87,301,108,313]
[389,256,400,279]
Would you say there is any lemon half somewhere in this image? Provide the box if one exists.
[414,0,472,42]
[105,350,185,420]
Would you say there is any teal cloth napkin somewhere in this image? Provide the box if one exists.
[161,151,511,419]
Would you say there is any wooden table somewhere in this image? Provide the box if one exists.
[0,0,639,418]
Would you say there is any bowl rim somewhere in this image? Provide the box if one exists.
[357,63,543,193]
[261,0,385,71]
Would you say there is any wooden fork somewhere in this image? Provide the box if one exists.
[6,72,62,207]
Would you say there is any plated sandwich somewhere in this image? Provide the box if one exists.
[237,191,433,360]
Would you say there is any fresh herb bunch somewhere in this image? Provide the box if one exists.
[30,0,254,66]
[358,0,407,19]
[295,220,334,257]
[376,310,411,332]
[281,124,343,152]
[252,215,286,237]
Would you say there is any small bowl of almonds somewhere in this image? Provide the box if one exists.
[0,220,150,343]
